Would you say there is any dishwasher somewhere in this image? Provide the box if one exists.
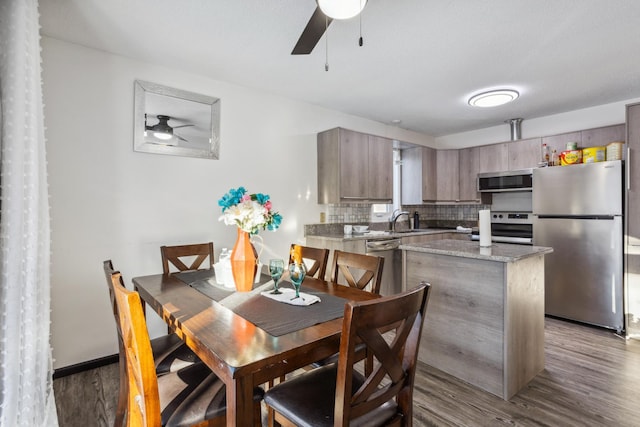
[365,238,402,296]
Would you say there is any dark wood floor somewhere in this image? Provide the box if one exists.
[54,318,640,426]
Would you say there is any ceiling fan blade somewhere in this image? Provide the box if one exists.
[292,6,333,55]
[172,124,195,129]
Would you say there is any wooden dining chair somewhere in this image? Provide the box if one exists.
[288,244,330,279]
[264,282,431,427]
[108,267,264,427]
[104,261,203,425]
[161,242,214,275]
[329,250,385,294]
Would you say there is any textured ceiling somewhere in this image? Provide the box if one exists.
[39,0,640,136]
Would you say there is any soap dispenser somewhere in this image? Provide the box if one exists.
[413,211,420,229]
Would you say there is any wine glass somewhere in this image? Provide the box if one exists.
[268,259,285,294]
[288,262,306,300]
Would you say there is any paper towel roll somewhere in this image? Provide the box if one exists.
[479,210,492,247]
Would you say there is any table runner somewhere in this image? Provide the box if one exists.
[174,269,348,336]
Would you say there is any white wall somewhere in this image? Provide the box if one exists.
[41,37,434,369]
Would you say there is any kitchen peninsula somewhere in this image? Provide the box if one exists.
[402,239,553,400]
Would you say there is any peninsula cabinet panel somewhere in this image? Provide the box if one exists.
[459,147,480,202]
[436,149,459,202]
[508,137,542,170]
[478,143,509,173]
[404,248,545,399]
[317,128,392,203]
[368,135,394,200]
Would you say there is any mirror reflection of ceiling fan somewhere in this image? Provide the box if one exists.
[144,114,194,145]
[292,0,368,55]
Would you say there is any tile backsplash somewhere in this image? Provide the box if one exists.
[319,203,488,229]
[324,203,372,223]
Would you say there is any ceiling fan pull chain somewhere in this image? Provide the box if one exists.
[359,0,364,47]
[325,15,330,71]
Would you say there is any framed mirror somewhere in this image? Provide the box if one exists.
[133,80,220,159]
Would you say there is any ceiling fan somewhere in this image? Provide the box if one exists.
[144,114,194,144]
[292,0,367,55]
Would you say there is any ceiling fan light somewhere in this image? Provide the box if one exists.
[468,89,519,108]
[318,0,367,20]
[153,131,173,140]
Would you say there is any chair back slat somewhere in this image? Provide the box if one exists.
[334,282,431,425]
[329,250,384,294]
[161,242,214,274]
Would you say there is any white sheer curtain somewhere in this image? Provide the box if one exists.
[0,0,58,425]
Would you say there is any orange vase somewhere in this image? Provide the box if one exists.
[230,228,257,292]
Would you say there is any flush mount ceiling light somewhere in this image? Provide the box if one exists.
[317,0,367,19]
[468,89,519,108]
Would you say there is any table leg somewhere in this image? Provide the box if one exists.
[227,375,256,427]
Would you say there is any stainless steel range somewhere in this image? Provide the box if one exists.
[471,211,533,245]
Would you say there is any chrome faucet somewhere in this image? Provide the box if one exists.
[389,209,410,232]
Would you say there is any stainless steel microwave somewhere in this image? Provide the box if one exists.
[477,168,533,192]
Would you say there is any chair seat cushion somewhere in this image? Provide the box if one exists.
[159,362,264,427]
[151,333,200,375]
[264,364,398,427]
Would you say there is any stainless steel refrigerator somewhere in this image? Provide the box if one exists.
[533,160,624,332]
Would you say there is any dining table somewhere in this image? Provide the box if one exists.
[132,269,379,427]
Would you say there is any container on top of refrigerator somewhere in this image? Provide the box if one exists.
[582,146,606,163]
[560,149,582,165]
[606,141,624,161]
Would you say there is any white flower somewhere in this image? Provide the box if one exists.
[219,200,268,233]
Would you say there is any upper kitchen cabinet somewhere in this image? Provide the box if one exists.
[401,146,437,204]
[459,146,480,202]
[317,128,393,204]
[478,142,509,173]
[541,131,581,155]
[508,137,542,170]
[436,149,460,202]
[581,124,625,148]
[368,135,394,200]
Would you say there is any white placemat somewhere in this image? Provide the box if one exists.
[260,288,320,306]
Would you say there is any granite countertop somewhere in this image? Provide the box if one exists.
[400,239,553,263]
[306,228,470,242]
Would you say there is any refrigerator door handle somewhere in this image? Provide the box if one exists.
[537,214,616,220]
